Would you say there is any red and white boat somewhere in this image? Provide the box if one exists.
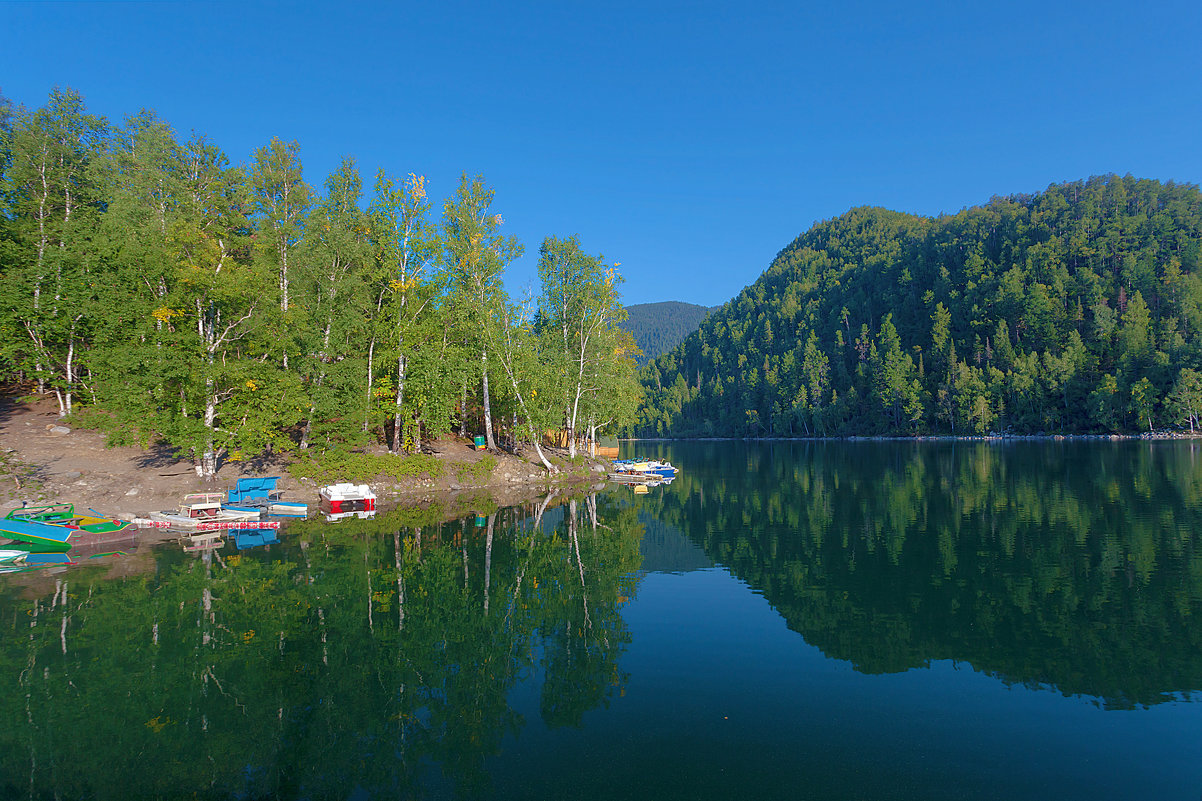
[319,483,377,521]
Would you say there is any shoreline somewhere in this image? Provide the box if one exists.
[0,393,610,531]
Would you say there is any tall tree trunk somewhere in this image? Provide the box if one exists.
[64,326,76,417]
[392,353,406,453]
[300,319,333,451]
[195,380,219,479]
[32,150,50,394]
[365,337,375,433]
[459,380,468,437]
[482,348,496,450]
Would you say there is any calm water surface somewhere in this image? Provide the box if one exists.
[2,441,1202,799]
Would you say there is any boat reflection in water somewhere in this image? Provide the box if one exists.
[3,439,1202,799]
[0,490,643,800]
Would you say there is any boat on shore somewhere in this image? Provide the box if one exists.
[0,517,73,551]
[1,504,135,552]
[148,493,265,530]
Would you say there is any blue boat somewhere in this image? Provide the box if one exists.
[0,517,74,552]
[223,477,308,517]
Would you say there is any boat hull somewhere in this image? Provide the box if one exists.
[0,518,73,551]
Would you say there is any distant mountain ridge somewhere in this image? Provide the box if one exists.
[622,301,716,365]
[636,174,1202,437]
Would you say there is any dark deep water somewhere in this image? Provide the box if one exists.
[2,440,1202,799]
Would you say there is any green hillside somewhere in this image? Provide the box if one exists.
[622,301,714,365]
[637,175,1202,436]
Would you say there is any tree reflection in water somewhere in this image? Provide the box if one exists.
[0,491,643,799]
[647,439,1202,709]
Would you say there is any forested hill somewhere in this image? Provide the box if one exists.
[636,175,1202,437]
[622,301,714,364]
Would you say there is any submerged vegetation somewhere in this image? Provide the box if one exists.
[639,175,1202,437]
[0,88,641,477]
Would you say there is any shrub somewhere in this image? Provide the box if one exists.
[289,450,444,485]
[455,455,496,483]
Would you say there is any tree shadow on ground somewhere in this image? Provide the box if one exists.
[134,440,191,472]
[0,385,32,432]
[237,450,294,475]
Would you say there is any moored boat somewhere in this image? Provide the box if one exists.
[319,483,376,514]
[149,493,264,530]
[223,476,308,517]
[6,503,135,532]
[612,459,678,477]
[5,504,138,556]
[0,516,74,551]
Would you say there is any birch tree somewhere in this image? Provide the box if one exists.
[248,138,311,370]
[0,88,107,407]
[368,171,442,452]
[442,174,522,452]
[537,235,629,456]
[296,158,372,451]
[170,137,272,476]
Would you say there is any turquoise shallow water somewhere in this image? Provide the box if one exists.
[2,440,1201,799]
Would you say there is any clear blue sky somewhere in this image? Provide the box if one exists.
[4,0,1201,307]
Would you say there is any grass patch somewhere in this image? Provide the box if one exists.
[289,450,444,485]
[454,455,496,483]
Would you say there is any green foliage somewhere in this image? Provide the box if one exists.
[289,450,443,484]
[454,454,497,482]
[621,301,714,364]
[637,176,1202,436]
[0,89,642,476]
[536,234,639,453]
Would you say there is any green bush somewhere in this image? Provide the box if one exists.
[455,455,496,483]
[289,450,444,485]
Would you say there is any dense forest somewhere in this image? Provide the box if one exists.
[621,300,713,365]
[0,88,641,476]
[638,175,1202,436]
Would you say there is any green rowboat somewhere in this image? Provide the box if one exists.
[2,504,135,552]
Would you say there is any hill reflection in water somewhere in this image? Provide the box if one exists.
[635,439,1202,709]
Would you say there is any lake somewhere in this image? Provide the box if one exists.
[2,440,1202,800]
